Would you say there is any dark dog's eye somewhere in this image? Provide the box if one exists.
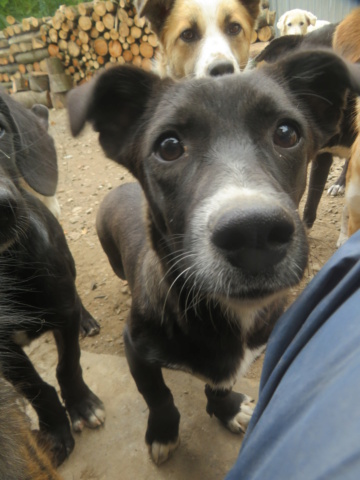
[299,22,304,26]
[156,136,185,162]
[180,29,198,42]
[226,23,242,36]
[287,22,292,27]
[274,123,299,148]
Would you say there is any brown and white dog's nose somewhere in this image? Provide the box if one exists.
[211,205,295,274]
[208,60,235,77]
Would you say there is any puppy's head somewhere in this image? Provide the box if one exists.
[135,0,260,78]
[68,51,360,308]
[0,93,58,250]
[277,9,317,36]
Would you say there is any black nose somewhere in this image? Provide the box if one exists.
[208,60,235,77]
[211,205,295,273]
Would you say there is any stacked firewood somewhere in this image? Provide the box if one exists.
[252,0,276,44]
[46,0,157,84]
[0,0,158,102]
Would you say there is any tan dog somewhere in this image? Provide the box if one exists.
[135,0,260,79]
[333,8,360,245]
[277,9,329,36]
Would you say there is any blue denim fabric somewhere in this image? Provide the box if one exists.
[226,230,360,479]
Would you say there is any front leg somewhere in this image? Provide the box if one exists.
[124,327,180,465]
[205,384,254,434]
[54,303,105,433]
[0,342,74,466]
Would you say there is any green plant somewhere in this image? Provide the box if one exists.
[0,0,84,29]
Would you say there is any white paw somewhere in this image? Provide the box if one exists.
[149,438,180,465]
[226,395,254,434]
[327,184,345,196]
[336,232,349,248]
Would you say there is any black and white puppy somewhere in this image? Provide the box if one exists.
[0,91,104,466]
[68,51,360,464]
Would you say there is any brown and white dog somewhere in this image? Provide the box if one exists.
[134,0,261,79]
[277,9,330,36]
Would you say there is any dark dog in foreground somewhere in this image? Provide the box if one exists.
[0,91,104,466]
[253,23,357,229]
[68,51,360,464]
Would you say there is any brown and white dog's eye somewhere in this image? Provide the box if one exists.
[180,28,198,42]
[226,22,242,36]
[273,123,299,149]
[156,136,185,161]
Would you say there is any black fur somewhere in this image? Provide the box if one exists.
[254,25,356,228]
[0,91,104,466]
[68,51,360,464]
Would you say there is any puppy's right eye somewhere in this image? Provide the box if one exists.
[287,22,292,26]
[155,136,185,162]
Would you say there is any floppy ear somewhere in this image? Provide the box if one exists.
[67,65,166,168]
[267,50,360,145]
[305,11,317,26]
[134,0,175,36]
[277,13,288,31]
[0,93,58,196]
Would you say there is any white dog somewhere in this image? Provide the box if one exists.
[277,9,330,36]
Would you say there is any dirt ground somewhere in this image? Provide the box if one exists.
[49,107,345,360]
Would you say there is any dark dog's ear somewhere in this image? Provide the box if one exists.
[255,36,304,65]
[0,94,58,196]
[268,50,360,145]
[134,0,175,36]
[67,65,165,166]
[31,104,50,130]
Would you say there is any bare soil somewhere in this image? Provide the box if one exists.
[50,107,345,363]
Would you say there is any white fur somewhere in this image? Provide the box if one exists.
[191,0,240,77]
[277,9,330,36]
[189,185,294,314]
[226,395,254,433]
[150,438,180,465]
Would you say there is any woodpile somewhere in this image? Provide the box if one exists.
[252,0,276,44]
[0,0,158,107]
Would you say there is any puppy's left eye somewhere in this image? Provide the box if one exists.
[180,29,198,42]
[226,23,242,35]
[155,135,185,162]
[299,21,304,26]
[287,22,292,27]
[273,123,299,149]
